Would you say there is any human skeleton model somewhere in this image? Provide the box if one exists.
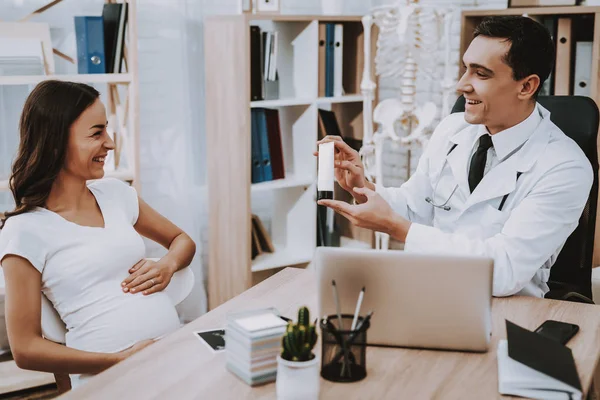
[359,1,457,250]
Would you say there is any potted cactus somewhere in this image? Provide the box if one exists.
[276,306,319,400]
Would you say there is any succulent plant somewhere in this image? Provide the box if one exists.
[281,306,318,362]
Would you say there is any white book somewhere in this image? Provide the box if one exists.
[573,42,592,97]
[333,24,344,97]
[497,340,581,400]
[263,32,271,81]
[269,31,278,81]
[235,312,287,332]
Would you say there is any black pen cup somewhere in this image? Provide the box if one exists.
[320,314,369,383]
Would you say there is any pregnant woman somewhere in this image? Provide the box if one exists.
[0,81,196,390]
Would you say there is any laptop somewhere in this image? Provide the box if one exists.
[314,247,494,352]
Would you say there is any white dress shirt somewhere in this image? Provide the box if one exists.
[474,107,542,178]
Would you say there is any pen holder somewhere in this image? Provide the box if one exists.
[320,314,369,383]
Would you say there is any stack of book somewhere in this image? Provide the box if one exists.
[250,26,279,101]
[225,309,288,386]
[319,23,344,97]
[251,108,285,184]
[0,39,45,76]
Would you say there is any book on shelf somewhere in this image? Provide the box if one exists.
[250,25,279,101]
[333,24,344,97]
[318,108,342,138]
[251,214,275,260]
[318,24,327,97]
[74,16,106,74]
[318,108,362,150]
[554,17,572,95]
[102,2,128,74]
[573,42,592,97]
[250,108,285,184]
[321,23,344,98]
[539,16,556,96]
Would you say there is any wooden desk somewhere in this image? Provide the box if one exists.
[60,268,600,399]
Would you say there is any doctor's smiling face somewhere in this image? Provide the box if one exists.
[456,16,554,134]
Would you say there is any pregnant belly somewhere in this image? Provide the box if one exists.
[65,292,181,353]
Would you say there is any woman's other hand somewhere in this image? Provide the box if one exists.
[116,339,155,362]
[121,259,176,295]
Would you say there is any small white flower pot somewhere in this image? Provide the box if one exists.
[276,355,320,400]
[321,0,343,15]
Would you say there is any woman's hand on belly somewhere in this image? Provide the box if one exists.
[121,259,176,295]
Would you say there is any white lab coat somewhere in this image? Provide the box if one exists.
[376,104,593,297]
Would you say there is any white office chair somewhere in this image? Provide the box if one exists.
[41,258,195,344]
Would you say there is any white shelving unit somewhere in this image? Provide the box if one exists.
[205,14,376,309]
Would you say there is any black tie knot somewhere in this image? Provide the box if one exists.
[478,134,493,152]
[468,134,494,193]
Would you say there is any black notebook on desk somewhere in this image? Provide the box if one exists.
[497,320,582,400]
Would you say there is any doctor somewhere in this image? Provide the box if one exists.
[316,16,593,298]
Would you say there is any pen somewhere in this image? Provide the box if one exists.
[331,280,344,331]
[332,280,352,378]
[351,286,365,331]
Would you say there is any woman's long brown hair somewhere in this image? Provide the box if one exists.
[0,80,99,229]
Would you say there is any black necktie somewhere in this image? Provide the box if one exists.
[468,134,493,193]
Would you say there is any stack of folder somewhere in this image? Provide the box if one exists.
[225,309,288,386]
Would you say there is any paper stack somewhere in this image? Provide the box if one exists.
[225,309,288,386]
[0,38,45,76]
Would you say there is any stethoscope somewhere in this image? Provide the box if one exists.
[425,144,458,211]
[424,143,522,212]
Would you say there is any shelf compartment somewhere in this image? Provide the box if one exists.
[251,244,312,272]
[251,174,313,192]
[316,94,363,104]
[251,97,314,107]
[250,20,318,101]
[0,74,132,86]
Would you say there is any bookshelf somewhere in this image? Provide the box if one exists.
[460,6,600,264]
[205,14,378,309]
[0,0,140,202]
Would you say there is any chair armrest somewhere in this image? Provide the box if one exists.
[54,372,72,394]
[164,266,195,306]
[545,281,595,304]
[41,293,67,344]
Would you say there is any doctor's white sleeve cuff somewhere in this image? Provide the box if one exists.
[404,223,437,252]
[375,183,410,219]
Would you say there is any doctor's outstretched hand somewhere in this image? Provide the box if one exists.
[314,136,375,204]
[318,186,412,242]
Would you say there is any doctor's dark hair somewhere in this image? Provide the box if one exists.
[0,80,100,229]
[474,16,554,97]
